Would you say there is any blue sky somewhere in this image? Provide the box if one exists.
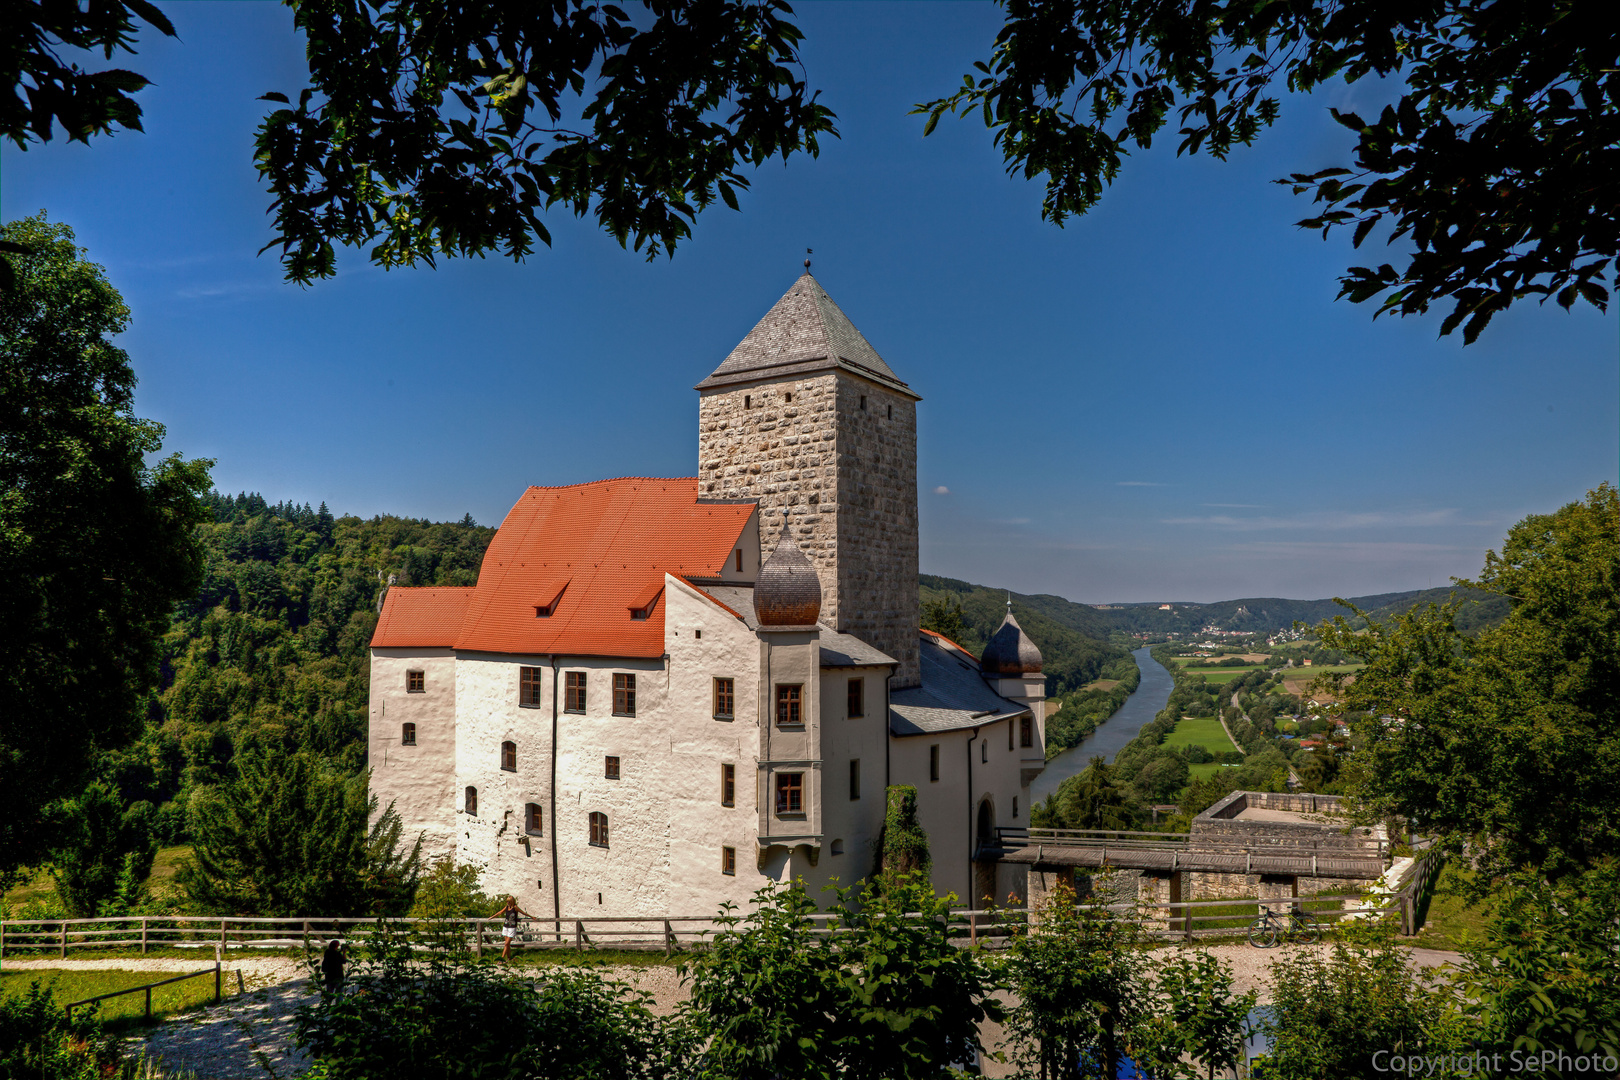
[5,2,1615,604]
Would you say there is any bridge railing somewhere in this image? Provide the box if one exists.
[996,826,1389,859]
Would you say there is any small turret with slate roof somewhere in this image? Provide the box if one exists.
[980,600,1044,675]
[696,270,923,687]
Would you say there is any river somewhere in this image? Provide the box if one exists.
[1029,646,1175,804]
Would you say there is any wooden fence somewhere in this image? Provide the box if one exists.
[0,885,1418,959]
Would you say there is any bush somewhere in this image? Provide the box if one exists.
[1183,743,1213,764]
[0,981,119,1080]
[294,929,677,1080]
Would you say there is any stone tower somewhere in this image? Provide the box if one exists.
[696,272,922,688]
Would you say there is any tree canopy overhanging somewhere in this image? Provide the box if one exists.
[6,0,1615,339]
[918,0,1620,342]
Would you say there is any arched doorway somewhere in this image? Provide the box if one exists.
[974,798,997,908]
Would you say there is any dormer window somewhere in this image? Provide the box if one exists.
[534,579,568,618]
[627,583,663,621]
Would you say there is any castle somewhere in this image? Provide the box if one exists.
[368,272,1048,916]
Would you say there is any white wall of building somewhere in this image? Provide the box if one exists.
[368,648,459,858]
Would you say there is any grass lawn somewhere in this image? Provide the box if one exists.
[1185,761,1243,781]
[1411,862,1491,950]
[1162,715,1239,753]
[0,967,240,1030]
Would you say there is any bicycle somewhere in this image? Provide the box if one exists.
[1246,905,1321,947]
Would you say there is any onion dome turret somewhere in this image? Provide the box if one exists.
[980,601,1043,675]
[754,511,822,627]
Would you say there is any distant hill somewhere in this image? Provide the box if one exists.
[918,574,1129,694]
[1014,585,1510,637]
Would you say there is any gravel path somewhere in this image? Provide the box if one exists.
[8,944,1460,1078]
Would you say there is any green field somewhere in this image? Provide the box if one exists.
[0,967,240,1029]
[1186,761,1243,781]
[1162,715,1240,753]
[1193,669,1265,684]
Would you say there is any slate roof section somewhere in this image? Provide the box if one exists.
[432,478,755,658]
[696,273,919,399]
[890,632,1029,736]
[372,587,475,648]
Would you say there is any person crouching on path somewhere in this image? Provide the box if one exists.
[491,895,535,962]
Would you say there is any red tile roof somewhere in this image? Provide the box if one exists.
[919,627,978,661]
[424,477,756,658]
[373,587,475,648]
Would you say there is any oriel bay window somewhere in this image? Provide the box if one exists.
[1021,715,1034,749]
[589,811,609,848]
[564,671,587,713]
[775,684,802,727]
[613,673,636,716]
[775,772,804,816]
[520,666,544,708]
[713,677,735,720]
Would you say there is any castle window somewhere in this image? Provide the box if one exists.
[735,549,743,572]
[605,755,620,780]
[981,740,988,764]
[775,772,804,816]
[744,394,751,409]
[831,839,844,855]
[713,677,735,720]
[1021,716,1033,748]
[613,673,636,716]
[775,684,802,727]
[526,803,543,835]
[859,394,867,411]
[1013,796,1020,819]
[565,672,587,713]
[721,763,736,806]
[849,758,860,801]
[502,741,517,771]
[847,677,864,718]
[722,846,737,875]
[401,723,416,746]
[520,667,543,708]
[589,812,609,848]
[784,391,791,403]
[406,670,424,693]
[929,745,940,782]
[888,404,893,419]
[1009,720,1015,751]
[465,787,478,816]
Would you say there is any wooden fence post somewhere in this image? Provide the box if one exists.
[214,959,222,1005]
[664,921,675,957]
[474,919,482,957]
[575,920,585,951]
[60,921,66,959]
[141,917,148,955]
[1,919,6,960]
[219,919,226,954]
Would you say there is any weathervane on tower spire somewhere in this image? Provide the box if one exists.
[804,247,812,271]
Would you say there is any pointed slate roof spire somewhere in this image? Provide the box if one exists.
[695,272,918,398]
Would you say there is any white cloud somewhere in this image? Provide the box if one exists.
[1159,508,1489,531]
[933,485,951,495]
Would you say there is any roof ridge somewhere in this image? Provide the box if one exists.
[522,475,698,492]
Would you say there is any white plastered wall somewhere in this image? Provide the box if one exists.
[451,651,556,913]
[369,648,459,860]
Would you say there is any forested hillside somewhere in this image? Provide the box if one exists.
[918,574,1128,694]
[1094,586,1509,636]
[110,494,495,846]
